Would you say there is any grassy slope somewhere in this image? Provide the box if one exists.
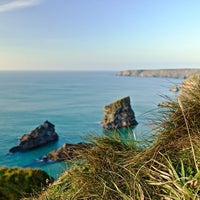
[36,74,200,200]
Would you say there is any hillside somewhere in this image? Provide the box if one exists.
[117,68,200,79]
[35,74,200,200]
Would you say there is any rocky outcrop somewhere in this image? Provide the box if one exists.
[117,69,200,79]
[9,121,58,153]
[42,142,92,162]
[101,96,138,130]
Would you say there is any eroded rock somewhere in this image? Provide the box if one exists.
[42,142,92,161]
[9,121,58,153]
[101,96,138,130]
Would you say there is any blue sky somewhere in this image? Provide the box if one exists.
[0,0,200,71]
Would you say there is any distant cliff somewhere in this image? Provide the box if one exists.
[116,68,200,79]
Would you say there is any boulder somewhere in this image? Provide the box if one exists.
[42,142,92,161]
[101,96,138,130]
[9,121,58,153]
[170,85,180,92]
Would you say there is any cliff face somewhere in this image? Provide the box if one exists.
[117,69,200,79]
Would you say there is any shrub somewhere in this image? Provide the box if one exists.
[0,167,53,200]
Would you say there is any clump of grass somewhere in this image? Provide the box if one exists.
[126,74,200,164]
[38,74,200,200]
[0,167,53,200]
[38,132,145,200]
[124,74,200,198]
[149,153,200,199]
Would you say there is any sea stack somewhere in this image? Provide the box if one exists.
[9,121,59,153]
[101,96,138,130]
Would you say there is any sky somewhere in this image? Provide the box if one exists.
[0,0,200,71]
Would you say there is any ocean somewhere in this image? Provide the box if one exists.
[0,71,182,179]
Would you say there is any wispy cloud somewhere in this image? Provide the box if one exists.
[0,0,43,13]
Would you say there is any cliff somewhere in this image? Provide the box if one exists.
[117,68,200,79]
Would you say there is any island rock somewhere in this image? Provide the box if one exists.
[42,142,92,161]
[101,96,138,130]
[9,121,58,153]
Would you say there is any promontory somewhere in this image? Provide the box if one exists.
[116,68,200,79]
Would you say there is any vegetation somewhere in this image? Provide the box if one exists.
[33,74,200,200]
[3,74,200,200]
[0,167,53,200]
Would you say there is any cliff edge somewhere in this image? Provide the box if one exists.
[117,68,200,79]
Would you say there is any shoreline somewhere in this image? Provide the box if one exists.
[117,68,200,79]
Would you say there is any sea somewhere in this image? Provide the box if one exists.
[0,71,183,179]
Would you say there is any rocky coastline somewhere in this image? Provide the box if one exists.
[116,68,200,79]
[9,96,138,162]
[4,73,200,199]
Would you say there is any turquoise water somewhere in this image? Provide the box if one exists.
[0,71,182,178]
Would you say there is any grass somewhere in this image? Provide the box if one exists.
[0,167,53,200]
[149,154,200,199]
[32,74,200,199]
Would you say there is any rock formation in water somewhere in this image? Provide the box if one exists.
[101,96,138,130]
[170,85,180,92]
[42,142,92,162]
[9,121,58,153]
[117,69,200,79]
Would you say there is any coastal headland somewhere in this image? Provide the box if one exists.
[116,68,200,79]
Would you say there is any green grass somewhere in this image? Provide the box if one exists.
[0,167,53,200]
[149,154,200,199]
